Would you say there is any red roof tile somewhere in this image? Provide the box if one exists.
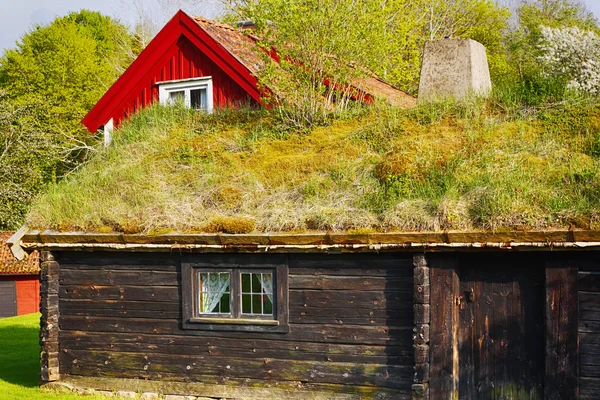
[0,232,39,275]
[192,17,415,107]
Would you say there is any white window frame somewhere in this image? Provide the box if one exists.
[157,77,214,113]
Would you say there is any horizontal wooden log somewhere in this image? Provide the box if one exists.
[60,299,180,319]
[580,377,600,400]
[59,258,177,269]
[60,307,180,319]
[579,332,600,344]
[59,286,411,311]
[580,310,600,322]
[59,301,413,326]
[579,272,600,292]
[291,307,412,326]
[60,350,412,389]
[58,316,411,346]
[60,375,411,400]
[289,276,412,291]
[288,254,412,270]
[60,299,180,312]
[290,290,412,310]
[60,270,178,287]
[290,268,412,277]
[59,330,412,360]
[579,319,600,332]
[60,336,412,365]
[59,285,180,302]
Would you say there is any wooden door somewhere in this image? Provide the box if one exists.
[458,257,545,399]
[0,281,17,318]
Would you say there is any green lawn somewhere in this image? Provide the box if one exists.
[0,313,111,400]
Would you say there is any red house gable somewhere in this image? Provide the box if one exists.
[83,10,414,133]
[83,10,262,132]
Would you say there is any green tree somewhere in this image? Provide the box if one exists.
[0,10,134,173]
[227,0,510,96]
[0,10,135,228]
[501,0,599,102]
[0,91,55,229]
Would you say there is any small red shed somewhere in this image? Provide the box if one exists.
[82,10,414,139]
[0,232,39,317]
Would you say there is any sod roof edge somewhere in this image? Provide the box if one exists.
[16,230,600,253]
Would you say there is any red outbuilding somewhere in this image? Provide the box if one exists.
[82,10,414,139]
[0,232,39,317]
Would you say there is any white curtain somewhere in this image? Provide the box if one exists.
[260,273,273,303]
[200,273,230,313]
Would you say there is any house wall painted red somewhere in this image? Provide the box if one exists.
[0,275,39,316]
[108,35,256,128]
[83,11,262,133]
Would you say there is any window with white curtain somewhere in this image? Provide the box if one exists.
[182,262,288,332]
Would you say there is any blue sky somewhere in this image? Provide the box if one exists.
[1,0,599,51]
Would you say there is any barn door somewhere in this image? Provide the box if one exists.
[0,281,17,318]
[457,257,545,399]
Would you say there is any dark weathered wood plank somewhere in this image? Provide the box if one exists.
[59,333,413,365]
[288,254,412,271]
[60,349,413,389]
[290,268,412,277]
[60,269,178,286]
[289,289,412,310]
[59,285,180,302]
[58,316,412,346]
[289,276,412,291]
[580,377,600,400]
[59,330,411,357]
[579,271,600,292]
[546,263,579,400]
[457,276,474,399]
[428,255,458,400]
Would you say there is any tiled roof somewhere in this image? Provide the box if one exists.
[192,17,415,108]
[0,232,39,275]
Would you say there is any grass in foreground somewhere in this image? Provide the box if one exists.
[0,313,111,400]
[27,98,600,234]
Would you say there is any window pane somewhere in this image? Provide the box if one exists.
[252,274,261,292]
[264,295,273,314]
[190,88,207,110]
[242,294,251,314]
[220,293,230,313]
[169,91,184,104]
[242,273,251,293]
[252,294,262,314]
[198,272,230,314]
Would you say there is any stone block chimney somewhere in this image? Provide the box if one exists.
[418,38,491,103]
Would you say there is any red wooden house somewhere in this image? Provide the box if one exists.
[0,232,39,317]
[82,10,414,141]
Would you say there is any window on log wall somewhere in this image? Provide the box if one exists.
[182,262,289,333]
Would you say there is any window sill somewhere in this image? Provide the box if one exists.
[190,317,279,326]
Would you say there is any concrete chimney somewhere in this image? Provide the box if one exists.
[418,38,491,103]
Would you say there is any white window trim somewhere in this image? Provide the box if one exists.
[103,118,113,147]
[157,76,213,113]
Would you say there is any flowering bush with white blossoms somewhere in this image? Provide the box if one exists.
[538,25,600,95]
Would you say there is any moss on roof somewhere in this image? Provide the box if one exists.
[27,99,600,234]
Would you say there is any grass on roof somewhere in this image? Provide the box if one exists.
[27,97,600,234]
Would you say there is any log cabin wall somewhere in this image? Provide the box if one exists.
[51,251,415,399]
[579,257,600,399]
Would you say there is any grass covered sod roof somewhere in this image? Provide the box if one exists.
[27,100,600,235]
